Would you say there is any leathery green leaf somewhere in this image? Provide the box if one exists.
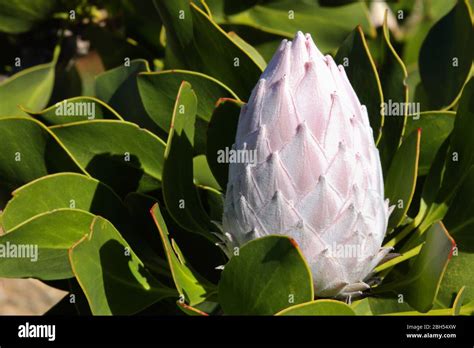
[0,209,94,280]
[377,13,409,174]
[276,299,355,316]
[162,82,215,239]
[384,129,421,230]
[137,69,237,153]
[0,59,56,116]
[50,120,166,197]
[155,0,262,99]
[418,0,473,109]
[206,98,243,189]
[218,235,313,315]
[335,26,384,144]
[70,215,176,315]
[0,117,86,203]
[1,173,125,231]
[404,111,455,176]
[150,203,215,306]
[22,96,123,125]
[375,222,456,313]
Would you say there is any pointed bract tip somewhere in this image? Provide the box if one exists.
[325,54,336,67]
[296,120,308,132]
[270,150,281,160]
[278,39,288,50]
[318,174,326,183]
[303,60,314,72]
[272,190,285,202]
[294,31,306,40]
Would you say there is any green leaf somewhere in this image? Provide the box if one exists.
[220,23,286,63]
[197,185,224,223]
[50,120,166,197]
[221,0,375,53]
[1,173,125,232]
[227,31,267,70]
[367,297,416,315]
[218,235,313,315]
[193,155,221,191]
[95,59,162,136]
[453,286,467,315]
[150,203,214,306]
[202,0,261,18]
[0,61,56,116]
[377,15,409,174]
[384,129,421,230]
[418,0,473,109]
[399,138,450,248]
[439,78,474,198]
[70,215,176,315]
[122,192,171,280]
[206,98,243,189]
[0,209,94,280]
[375,244,423,273]
[413,78,474,239]
[0,0,58,33]
[438,168,474,307]
[383,300,474,316]
[155,0,262,99]
[335,26,384,144]
[0,117,85,200]
[406,68,421,103]
[137,69,238,153]
[350,298,373,315]
[22,96,123,125]
[376,222,455,313]
[162,82,214,239]
[276,299,355,316]
[405,111,455,176]
[44,279,91,315]
[402,0,457,67]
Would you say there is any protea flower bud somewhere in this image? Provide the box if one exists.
[222,32,393,299]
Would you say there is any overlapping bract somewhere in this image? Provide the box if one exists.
[223,32,392,298]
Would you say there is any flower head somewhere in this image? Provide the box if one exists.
[223,32,392,298]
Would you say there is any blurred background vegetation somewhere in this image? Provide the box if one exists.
[0,0,467,103]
